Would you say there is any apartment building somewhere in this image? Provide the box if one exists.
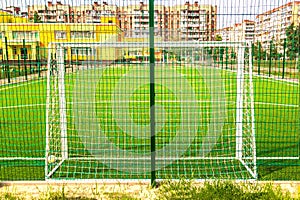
[216,26,233,42]
[27,1,217,41]
[170,2,217,41]
[71,2,118,23]
[28,1,70,23]
[119,1,217,41]
[119,2,166,39]
[28,1,118,24]
[255,1,300,52]
[217,20,255,42]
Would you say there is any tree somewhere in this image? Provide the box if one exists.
[215,34,222,41]
[285,23,300,59]
[30,11,42,23]
[268,39,282,59]
[252,41,268,60]
[213,35,224,62]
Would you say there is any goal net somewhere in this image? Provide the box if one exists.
[45,41,256,180]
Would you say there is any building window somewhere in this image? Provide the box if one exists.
[55,31,67,39]
[71,47,95,56]
[21,48,28,59]
[12,46,17,55]
[70,31,95,39]
[12,31,39,39]
[0,32,4,39]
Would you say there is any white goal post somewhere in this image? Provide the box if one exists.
[45,41,257,180]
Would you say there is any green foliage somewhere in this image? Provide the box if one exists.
[285,23,300,59]
[252,41,281,60]
[215,34,222,41]
[30,11,42,23]
[252,42,266,60]
[38,186,67,200]
[104,192,137,200]
[268,40,282,59]
[155,180,294,200]
[0,191,24,200]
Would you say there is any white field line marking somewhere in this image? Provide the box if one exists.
[0,156,297,161]
[225,69,299,87]
[1,103,46,109]
[1,101,298,109]
[253,74,299,86]
[255,102,298,108]
[0,79,45,92]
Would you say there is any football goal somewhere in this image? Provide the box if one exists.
[45,41,256,181]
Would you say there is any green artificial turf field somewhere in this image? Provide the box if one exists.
[0,63,299,180]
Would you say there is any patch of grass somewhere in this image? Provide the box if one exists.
[103,192,137,200]
[0,188,24,200]
[38,186,67,200]
[155,180,295,200]
[38,184,105,200]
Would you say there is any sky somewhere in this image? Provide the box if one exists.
[0,0,294,28]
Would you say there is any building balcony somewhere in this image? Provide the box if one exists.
[187,24,201,28]
[245,37,254,41]
[185,29,201,33]
[46,18,57,22]
[47,7,57,11]
[137,17,149,22]
[134,24,149,28]
[46,13,57,16]
[186,18,201,23]
[280,35,287,40]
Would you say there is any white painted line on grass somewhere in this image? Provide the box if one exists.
[254,74,299,86]
[1,103,45,109]
[255,102,298,108]
[1,101,298,109]
[0,79,45,92]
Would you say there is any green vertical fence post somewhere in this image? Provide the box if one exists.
[76,49,79,66]
[149,0,156,187]
[36,45,41,77]
[298,51,300,156]
[29,54,32,74]
[5,37,10,83]
[225,47,228,69]
[258,42,261,75]
[251,43,254,69]
[282,38,286,79]
[23,39,27,80]
[18,55,21,76]
[230,48,234,70]
[1,56,4,79]
[220,47,224,69]
[269,41,272,77]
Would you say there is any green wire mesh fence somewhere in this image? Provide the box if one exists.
[0,0,299,182]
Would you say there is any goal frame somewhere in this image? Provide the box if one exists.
[45,41,257,180]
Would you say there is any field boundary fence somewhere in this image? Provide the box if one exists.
[0,0,299,183]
